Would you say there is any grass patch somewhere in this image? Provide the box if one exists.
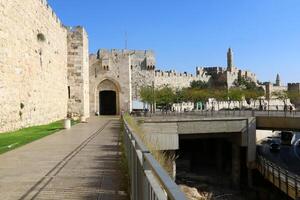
[0,120,79,155]
[123,113,175,176]
[119,121,130,199]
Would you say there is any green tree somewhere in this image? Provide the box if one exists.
[155,86,175,110]
[211,89,227,110]
[228,88,244,109]
[287,91,300,106]
[234,77,264,91]
[244,89,265,108]
[174,88,188,103]
[190,80,209,89]
[140,86,155,112]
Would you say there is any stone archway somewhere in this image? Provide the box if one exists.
[95,79,120,115]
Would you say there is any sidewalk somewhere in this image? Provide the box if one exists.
[0,117,127,200]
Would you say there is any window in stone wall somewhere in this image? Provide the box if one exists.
[95,68,97,78]
[68,86,71,99]
[37,33,46,42]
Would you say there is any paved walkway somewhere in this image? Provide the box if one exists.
[0,117,127,200]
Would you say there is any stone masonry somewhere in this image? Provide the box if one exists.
[0,0,68,132]
[67,27,90,119]
[89,49,132,115]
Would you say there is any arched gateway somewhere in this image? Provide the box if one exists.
[95,79,120,115]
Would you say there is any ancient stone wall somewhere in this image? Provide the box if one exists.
[0,0,68,132]
[288,83,300,107]
[130,50,155,100]
[154,70,210,89]
[226,71,239,88]
[67,27,90,118]
[265,83,287,99]
[89,49,132,115]
[288,83,300,93]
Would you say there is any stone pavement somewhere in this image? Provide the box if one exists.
[0,117,127,200]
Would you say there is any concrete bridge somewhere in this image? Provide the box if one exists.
[136,114,300,199]
[144,110,300,131]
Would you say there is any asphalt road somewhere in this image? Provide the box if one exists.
[257,134,300,175]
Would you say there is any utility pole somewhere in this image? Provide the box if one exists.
[125,31,128,49]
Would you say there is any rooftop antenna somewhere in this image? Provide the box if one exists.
[125,31,128,49]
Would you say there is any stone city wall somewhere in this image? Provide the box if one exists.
[67,27,90,118]
[288,83,300,108]
[154,70,210,89]
[226,71,239,88]
[288,83,300,93]
[239,70,257,83]
[89,49,132,114]
[130,50,155,100]
[0,0,68,132]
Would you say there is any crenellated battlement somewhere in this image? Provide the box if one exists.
[38,0,65,28]
[95,48,156,71]
[67,26,87,37]
[155,70,195,78]
[288,83,300,87]
[97,49,154,56]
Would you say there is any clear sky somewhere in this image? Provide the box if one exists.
[47,0,300,84]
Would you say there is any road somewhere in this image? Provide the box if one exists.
[257,133,300,175]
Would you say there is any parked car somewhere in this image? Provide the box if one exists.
[270,142,281,152]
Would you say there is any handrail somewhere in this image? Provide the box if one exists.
[138,110,300,118]
[123,119,187,200]
[257,155,300,199]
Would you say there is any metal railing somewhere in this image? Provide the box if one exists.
[257,155,300,199]
[122,119,187,200]
[137,110,300,118]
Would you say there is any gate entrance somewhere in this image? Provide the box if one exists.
[99,91,117,115]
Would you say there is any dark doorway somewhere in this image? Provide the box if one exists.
[100,91,117,115]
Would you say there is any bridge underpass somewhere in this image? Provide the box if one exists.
[137,115,300,199]
[138,117,256,192]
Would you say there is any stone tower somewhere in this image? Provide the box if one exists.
[67,27,90,119]
[275,74,281,86]
[227,48,234,71]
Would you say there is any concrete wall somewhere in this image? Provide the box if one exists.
[67,27,90,118]
[256,116,300,131]
[0,0,68,132]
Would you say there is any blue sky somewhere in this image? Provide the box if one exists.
[48,0,300,84]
